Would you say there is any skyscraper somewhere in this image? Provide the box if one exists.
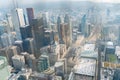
[60,23,71,48]
[32,18,45,57]
[20,25,32,41]
[81,15,87,37]
[23,38,35,54]
[6,14,13,32]
[11,8,25,40]
[20,26,28,40]
[26,8,34,25]
[57,16,64,44]
[37,54,50,72]
[14,40,23,53]
[0,33,10,48]
[12,55,25,70]
[16,9,25,27]
[64,14,72,47]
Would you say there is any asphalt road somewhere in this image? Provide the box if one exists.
[97,43,102,80]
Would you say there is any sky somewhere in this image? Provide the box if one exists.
[1,0,120,8]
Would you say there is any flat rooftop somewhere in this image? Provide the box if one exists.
[83,43,95,51]
[73,58,96,76]
[80,51,98,59]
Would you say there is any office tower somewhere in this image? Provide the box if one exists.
[78,24,81,33]
[27,54,36,71]
[55,44,66,59]
[7,46,18,65]
[105,41,116,62]
[50,24,57,32]
[20,26,28,40]
[49,31,55,45]
[1,33,10,48]
[57,16,64,44]
[11,8,25,40]
[85,23,91,37]
[0,46,18,65]
[43,12,49,23]
[64,14,70,23]
[26,25,32,38]
[105,41,115,54]
[23,38,34,54]
[10,46,18,55]
[81,15,87,37]
[12,55,25,70]
[32,18,45,57]
[55,61,65,80]
[20,25,32,40]
[42,12,49,28]
[49,52,58,66]
[0,56,10,80]
[60,23,71,48]
[1,32,14,47]
[14,40,23,53]
[64,14,72,41]
[64,14,72,44]
[16,9,25,26]
[44,31,50,45]
[26,8,34,25]
[44,30,53,46]
[0,48,8,62]
[37,54,50,72]
[6,14,13,32]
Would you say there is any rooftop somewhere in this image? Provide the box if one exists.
[73,58,96,76]
[15,40,23,44]
[80,51,98,59]
[83,43,95,51]
[54,61,64,68]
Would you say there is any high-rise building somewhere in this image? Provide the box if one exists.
[20,26,28,40]
[16,9,25,27]
[0,56,10,80]
[23,38,35,54]
[37,54,50,72]
[12,55,25,70]
[57,16,64,44]
[32,18,45,57]
[42,12,49,28]
[26,8,34,25]
[27,54,36,71]
[44,30,55,45]
[6,14,13,32]
[11,8,25,40]
[20,25,32,40]
[14,40,23,53]
[7,46,18,65]
[0,48,8,58]
[54,59,67,80]
[81,15,87,37]
[64,14,72,47]
[60,23,71,48]
[0,33,10,48]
